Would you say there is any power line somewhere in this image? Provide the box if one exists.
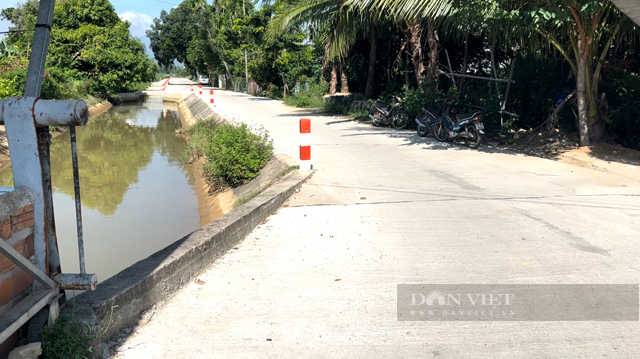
[152,0,179,6]
[0,29,33,35]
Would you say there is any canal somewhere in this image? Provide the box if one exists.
[0,96,202,290]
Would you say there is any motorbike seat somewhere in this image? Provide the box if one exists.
[423,106,441,116]
[374,101,392,115]
[456,112,479,122]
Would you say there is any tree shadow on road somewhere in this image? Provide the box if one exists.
[339,125,520,156]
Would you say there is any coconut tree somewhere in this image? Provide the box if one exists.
[268,0,378,96]
[348,0,640,146]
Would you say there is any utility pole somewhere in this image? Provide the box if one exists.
[243,0,248,92]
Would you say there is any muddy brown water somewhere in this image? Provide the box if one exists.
[0,96,225,292]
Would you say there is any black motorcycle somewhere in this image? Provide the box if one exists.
[432,99,485,149]
[369,99,409,129]
[415,104,442,137]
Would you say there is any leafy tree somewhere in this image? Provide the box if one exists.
[2,0,157,97]
[348,0,640,146]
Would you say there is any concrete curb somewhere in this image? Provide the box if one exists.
[62,170,312,358]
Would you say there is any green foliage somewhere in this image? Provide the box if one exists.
[400,85,424,118]
[262,84,283,99]
[203,123,274,187]
[323,101,350,115]
[2,0,157,98]
[41,316,93,359]
[607,66,640,149]
[284,81,327,108]
[148,1,319,95]
[348,108,371,121]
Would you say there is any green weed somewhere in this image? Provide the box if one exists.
[41,316,93,359]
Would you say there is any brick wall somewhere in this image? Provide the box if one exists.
[0,187,36,316]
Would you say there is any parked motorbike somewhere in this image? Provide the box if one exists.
[369,98,409,129]
[432,99,485,149]
[414,104,442,137]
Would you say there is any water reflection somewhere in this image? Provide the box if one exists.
[0,98,200,283]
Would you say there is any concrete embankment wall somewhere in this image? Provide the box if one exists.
[195,154,298,226]
[88,101,113,118]
[163,93,219,127]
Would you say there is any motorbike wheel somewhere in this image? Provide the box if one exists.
[391,111,409,130]
[417,125,429,137]
[433,121,448,142]
[465,125,483,149]
[371,116,381,127]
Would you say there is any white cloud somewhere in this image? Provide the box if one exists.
[119,11,154,58]
[118,11,153,39]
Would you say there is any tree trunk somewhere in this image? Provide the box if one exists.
[364,25,377,99]
[459,32,469,97]
[407,20,425,84]
[425,17,438,86]
[588,114,604,141]
[576,39,590,147]
[330,61,338,95]
[340,58,349,94]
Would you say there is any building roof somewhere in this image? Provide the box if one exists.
[611,0,640,26]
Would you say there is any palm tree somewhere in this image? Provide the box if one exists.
[348,0,640,146]
[268,0,379,97]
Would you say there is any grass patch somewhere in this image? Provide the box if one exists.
[284,92,324,108]
[180,118,221,163]
[283,82,327,108]
[323,101,350,115]
[348,108,370,121]
[41,316,93,359]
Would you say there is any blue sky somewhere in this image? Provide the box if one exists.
[0,0,178,57]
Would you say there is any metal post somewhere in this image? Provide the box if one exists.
[500,57,517,132]
[4,0,56,278]
[501,57,516,112]
[445,49,457,89]
[245,50,249,92]
[26,0,60,276]
[243,0,248,93]
[69,127,86,275]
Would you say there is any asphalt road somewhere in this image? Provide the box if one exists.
[117,81,640,358]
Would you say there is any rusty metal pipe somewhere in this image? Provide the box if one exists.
[69,126,86,275]
[52,273,97,291]
[0,97,89,127]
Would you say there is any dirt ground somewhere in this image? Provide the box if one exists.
[492,129,640,182]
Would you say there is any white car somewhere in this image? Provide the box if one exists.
[198,75,209,85]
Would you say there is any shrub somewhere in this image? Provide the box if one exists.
[323,101,349,115]
[204,123,274,187]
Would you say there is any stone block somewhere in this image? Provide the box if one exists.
[8,343,41,359]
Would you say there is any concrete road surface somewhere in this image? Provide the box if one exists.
[116,82,640,358]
